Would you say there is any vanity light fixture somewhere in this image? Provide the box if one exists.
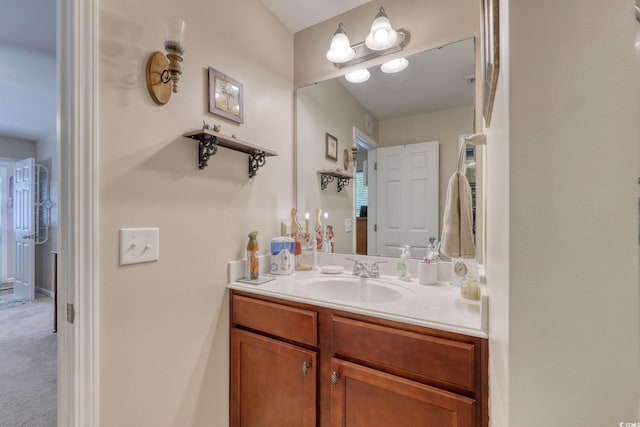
[326,7,410,69]
[146,18,186,105]
[365,7,398,51]
[345,68,371,83]
[380,57,409,73]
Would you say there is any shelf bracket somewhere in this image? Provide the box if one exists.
[319,172,351,191]
[198,135,219,170]
[319,174,335,190]
[248,151,267,178]
[337,177,351,192]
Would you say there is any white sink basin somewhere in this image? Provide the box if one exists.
[298,276,414,304]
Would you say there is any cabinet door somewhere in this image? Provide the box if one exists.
[231,328,317,427]
[330,358,475,427]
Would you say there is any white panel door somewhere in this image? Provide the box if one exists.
[13,158,35,301]
[376,142,439,258]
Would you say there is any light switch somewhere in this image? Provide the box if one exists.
[119,227,159,266]
[344,218,352,233]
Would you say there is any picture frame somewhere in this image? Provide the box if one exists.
[325,133,338,161]
[209,67,244,124]
[482,0,500,127]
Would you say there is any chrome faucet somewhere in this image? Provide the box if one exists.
[347,258,387,278]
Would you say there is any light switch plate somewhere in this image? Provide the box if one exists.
[119,227,159,266]
[344,218,352,233]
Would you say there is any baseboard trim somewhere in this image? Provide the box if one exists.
[36,287,54,298]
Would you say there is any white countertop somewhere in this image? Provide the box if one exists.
[228,261,488,339]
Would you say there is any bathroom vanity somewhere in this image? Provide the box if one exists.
[228,270,488,427]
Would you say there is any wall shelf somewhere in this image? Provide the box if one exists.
[317,170,354,192]
[183,129,278,178]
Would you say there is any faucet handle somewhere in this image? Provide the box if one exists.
[371,261,387,277]
[346,258,362,275]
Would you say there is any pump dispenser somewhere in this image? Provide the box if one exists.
[396,245,411,281]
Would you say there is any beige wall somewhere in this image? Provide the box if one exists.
[0,136,35,160]
[296,79,377,254]
[99,0,293,425]
[487,0,639,425]
[379,105,474,235]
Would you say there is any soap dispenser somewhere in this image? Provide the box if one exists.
[397,245,411,281]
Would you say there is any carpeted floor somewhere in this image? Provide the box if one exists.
[0,294,31,310]
[0,296,57,427]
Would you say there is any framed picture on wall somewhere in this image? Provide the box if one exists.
[325,133,338,161]
[208,67,244,124]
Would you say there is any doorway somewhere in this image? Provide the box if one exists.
[0,156,56,305]
[352,127,378,256]
[0,0,60,424]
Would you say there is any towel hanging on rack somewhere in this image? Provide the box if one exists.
[440,135,483,259]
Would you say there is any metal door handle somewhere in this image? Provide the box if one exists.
[331,371,340,386]
[302,361,311,376]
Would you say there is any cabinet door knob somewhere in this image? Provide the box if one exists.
[302,361,311,376]
[331,371,340,386]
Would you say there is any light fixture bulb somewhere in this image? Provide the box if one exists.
[345,68,371,83]
[380,57,409,73]
[326,23,356,63]
[365,8,398,51]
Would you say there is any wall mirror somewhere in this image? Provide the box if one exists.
[296,37,477,259]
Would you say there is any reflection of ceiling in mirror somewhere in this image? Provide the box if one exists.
[338,38,475,120]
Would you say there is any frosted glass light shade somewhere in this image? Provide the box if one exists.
[365,8,398,51]
[326,23,355,63]
[164,18,186,54]
[345,68,370,83]
[381,57,409,73]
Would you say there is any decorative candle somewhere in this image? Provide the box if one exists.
[316,208,323,229]
[323,212,329,237]
[305,212,310,236]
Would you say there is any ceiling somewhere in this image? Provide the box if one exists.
[0,0,57,141]
[261,0,371,33]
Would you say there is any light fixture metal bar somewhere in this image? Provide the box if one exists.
[332,29,411,69]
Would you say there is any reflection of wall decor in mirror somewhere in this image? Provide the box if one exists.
[326,133,338,161]
[482,0,500,127]
[209,67,244,124]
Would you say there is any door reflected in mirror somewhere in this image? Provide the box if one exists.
[296,38,477,259]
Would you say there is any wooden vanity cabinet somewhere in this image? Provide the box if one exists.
[230,290,488,427]
[230,295,318,427]
[331,358,475,427]
[231,329,317,427]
